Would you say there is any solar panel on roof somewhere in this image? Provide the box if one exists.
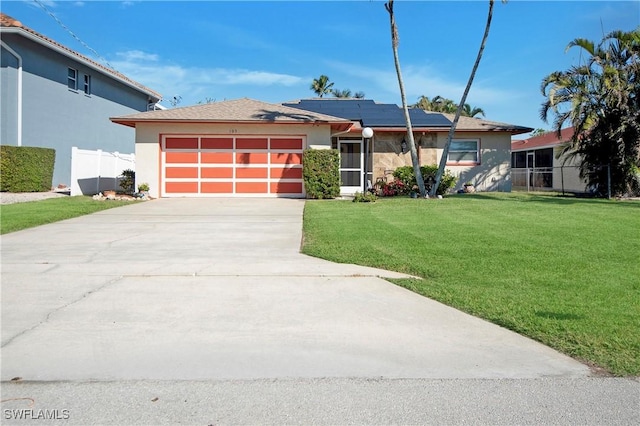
[283,99,451,128]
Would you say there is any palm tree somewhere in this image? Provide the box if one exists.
[430,0,500,197]
[413,96,485,117]
[310,75,334,98]
[530,128,548,137]
[432,95,458,114]
[354,91,366,99]
[412,95,434,110]
[332,88,352,98]
[462,103,485,118]
[540,28,640,197]
[385,0,426,196]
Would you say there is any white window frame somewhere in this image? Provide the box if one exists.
[83,74,91,95]
[67,68,78,91]
[447,139,480,165]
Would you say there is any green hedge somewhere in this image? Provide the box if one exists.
[303,149,340,199]
[0,145,56,192]
[393,165,458,195]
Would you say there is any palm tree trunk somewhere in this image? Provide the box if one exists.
[430,0,495,197]
[385,0,426,197]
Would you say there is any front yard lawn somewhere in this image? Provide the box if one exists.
[1,196,134,234]
[302,192,640,376]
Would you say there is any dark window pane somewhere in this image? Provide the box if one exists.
[340,171,360,186]
[340,143,361,168]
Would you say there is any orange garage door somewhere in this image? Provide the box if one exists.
[162,136,304,197]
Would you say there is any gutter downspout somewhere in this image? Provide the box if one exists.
[1,41,23,146]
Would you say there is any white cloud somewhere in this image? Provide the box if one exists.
[110,50,305,105]
[116,50,159,62]
[325,60,518,107]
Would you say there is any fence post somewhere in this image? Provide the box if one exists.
[96,149,103,194]
[607,164,611,199]
[526,167,530,192]
[561,165,565,196]
[70,147,78,196]
[114,152,120,192]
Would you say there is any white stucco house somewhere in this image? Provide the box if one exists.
[111,98,532,198]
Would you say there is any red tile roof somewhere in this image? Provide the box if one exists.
[511,127,574,151]
[0,12,161,102]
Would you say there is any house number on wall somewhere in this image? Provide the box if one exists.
[229,129,238,134]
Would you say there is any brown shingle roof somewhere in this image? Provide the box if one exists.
[111,98,353,130]
[0,12,161,102]
[438,113,533,135]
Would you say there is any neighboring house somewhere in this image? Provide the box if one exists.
[286,99,532,194]
[111,97,532,198]
[511,127,586,193]
[0,13,161,189]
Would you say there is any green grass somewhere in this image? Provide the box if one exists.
[302,192,640,376]
[0,196,134,234]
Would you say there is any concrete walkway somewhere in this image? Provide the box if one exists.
[3,198,637,425]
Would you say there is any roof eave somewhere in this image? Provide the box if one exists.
[110,117,353,130]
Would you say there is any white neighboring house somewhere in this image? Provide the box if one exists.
[511,127,587,193]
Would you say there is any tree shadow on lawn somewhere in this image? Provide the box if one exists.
[461,192,640,208]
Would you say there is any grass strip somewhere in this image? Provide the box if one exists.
[302,192,640,376]
[1,196,135,234]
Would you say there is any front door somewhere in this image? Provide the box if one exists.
[338,139,362,194]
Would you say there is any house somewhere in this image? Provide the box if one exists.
[110,98,352,198]
[511,127,586,193]
[285,99,532,194]
[111,98,532,198]
[0,13,161,189]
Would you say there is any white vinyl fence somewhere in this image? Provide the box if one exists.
[70,147,135,196]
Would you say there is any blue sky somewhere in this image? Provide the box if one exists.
[3,1,639,134]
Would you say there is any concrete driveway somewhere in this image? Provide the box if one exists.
[1,198,591,382]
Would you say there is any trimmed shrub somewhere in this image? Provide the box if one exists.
[353,191,377,202]
[0,145,55,192]
[393,165,458,195]
[303,149,340,199]
[119,169,135,194]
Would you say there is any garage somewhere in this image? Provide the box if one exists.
[162,135,304,197]
[110,98,352,199]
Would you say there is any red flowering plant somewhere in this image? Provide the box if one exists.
[381,179,406,196]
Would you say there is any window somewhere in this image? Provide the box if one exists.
[447,139,480,164]
[512,151,526,168]
[83,74,91,95]
[67,68,77,90]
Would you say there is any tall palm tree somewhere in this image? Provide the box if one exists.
[541,28,640,196]
[430,0,500,197]
[354,91,366,99]
[385,0,426,196]
[310,75,334,98]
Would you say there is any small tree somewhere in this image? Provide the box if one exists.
[119,169,135,194]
